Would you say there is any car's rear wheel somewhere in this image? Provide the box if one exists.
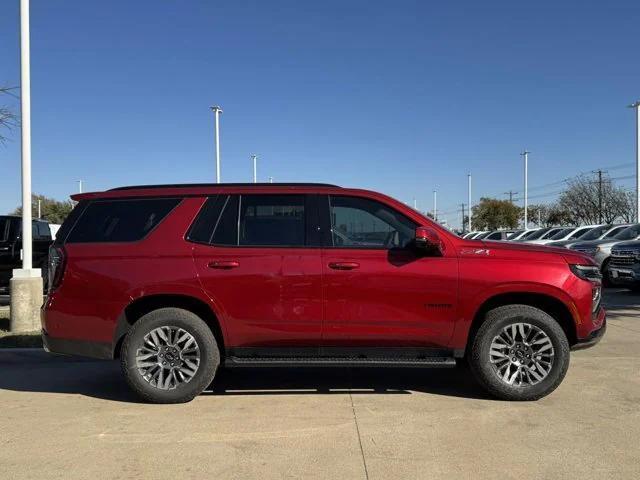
[469,304,570,401]
[121,307,219,404]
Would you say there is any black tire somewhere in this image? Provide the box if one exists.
[469,304,570,401]
[121,308,220,404]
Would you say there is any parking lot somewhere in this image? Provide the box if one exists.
[0,289,638,480]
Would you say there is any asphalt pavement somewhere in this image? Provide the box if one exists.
[0,289,638,479]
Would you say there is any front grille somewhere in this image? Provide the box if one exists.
[610,250,639,267]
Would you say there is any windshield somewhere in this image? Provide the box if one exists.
[523,228,549,240]
[0,217,10,242]
[548,228,573,240]
[578,225,609,241]
[613,224,640,240]
[566,227,593,240]
[603,225,627,238]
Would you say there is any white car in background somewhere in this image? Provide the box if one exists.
[527,225,600,245]
[546,224,631,248]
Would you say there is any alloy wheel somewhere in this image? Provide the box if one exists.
[489,322,555,386]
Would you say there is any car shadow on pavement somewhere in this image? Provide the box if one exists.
[0,350,491,402]
[205,366,492,400]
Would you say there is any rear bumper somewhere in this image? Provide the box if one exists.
[42,330,113,360]
[571,318,606,351]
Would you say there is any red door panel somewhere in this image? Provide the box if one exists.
[193,245,323,347]
[321,249,458,348]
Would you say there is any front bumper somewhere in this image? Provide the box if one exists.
[571,318,606,351]
[609,266,640,286]
[42,330,113,360]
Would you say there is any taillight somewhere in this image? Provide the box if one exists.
[48,246,66,293]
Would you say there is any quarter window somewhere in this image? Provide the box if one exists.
[328,196,416,249]
[66,198,180,243]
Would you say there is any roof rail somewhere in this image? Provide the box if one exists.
[109,183,340,191]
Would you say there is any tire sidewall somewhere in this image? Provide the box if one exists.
[471,306,570,401]
[121,308,219,404]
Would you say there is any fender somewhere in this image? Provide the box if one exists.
[450,281,580,351]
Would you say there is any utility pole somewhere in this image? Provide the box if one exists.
[433,189,438,222]
[629,101,640,222]
[520,150,529,229]
[210,106,223,183]
[467,174,472,230]
[504,190,518,204]
[251,154,257,183]
[11,0,42,333]
[595,169,603,224]
[37,198,41,219]
[461,203,467,232]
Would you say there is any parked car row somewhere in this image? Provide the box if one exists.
[462,223,640,290]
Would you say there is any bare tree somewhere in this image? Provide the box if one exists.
[0,86,19,145]
[558,173,631,224]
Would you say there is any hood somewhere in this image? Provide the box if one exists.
[546,240,572,247]
[457,239,596,266]
[570,238,620,249]
[610,240,640,251]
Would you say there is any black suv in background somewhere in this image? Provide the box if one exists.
[609,241,640,291]
[0,215,52,294]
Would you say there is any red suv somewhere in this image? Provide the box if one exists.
[42,183,606,403]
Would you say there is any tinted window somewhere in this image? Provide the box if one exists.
[187,196,223,244]
[0,217,10,242]
[66,198,180,243]
[523,228,548,240]
[604,225,626,238]
[580,225,609,240]
[213,195,239,245]
[328,196,416,249]
[613,224,640,240]
[239,195,305,246]
[548,228,573,240]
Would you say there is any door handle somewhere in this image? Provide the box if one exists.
[208,260,240,269]
[328,262,360,270]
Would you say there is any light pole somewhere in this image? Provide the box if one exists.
[467,174,472,231]
[629,101,640,222]
[251,154,257,183]
[11,0,42,333]
[413,198,417,210]
[210,106,223,183]
[77,179,83,193]
[520,150,529,229]
[433,189,438,222]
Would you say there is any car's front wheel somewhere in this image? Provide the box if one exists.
[469,304,570,401]
[121,308,220,404]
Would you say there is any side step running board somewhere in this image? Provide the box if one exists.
[225,356,457,368]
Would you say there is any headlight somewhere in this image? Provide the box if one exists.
[570,264,602,282]
[592,285,602,313]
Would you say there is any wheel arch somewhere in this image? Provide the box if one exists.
[464,292,577,356]
[113,294,226,359]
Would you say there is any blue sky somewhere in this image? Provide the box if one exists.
[1,0,639,227]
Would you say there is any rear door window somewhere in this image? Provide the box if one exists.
[239,195,305,246]
[66,198,180,243]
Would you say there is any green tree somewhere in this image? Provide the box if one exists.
[12,193,74,224]
[471,197,521,230]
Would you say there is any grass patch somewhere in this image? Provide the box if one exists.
[0,308,43,348]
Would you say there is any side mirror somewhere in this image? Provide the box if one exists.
[415,226,443,253]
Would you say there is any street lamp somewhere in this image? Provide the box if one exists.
[433,189,438,222]
[11,0,42,333]
[520,150,529,229]
[629,101,640,222]
[251,154,257,183]
[210,106,223,183]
